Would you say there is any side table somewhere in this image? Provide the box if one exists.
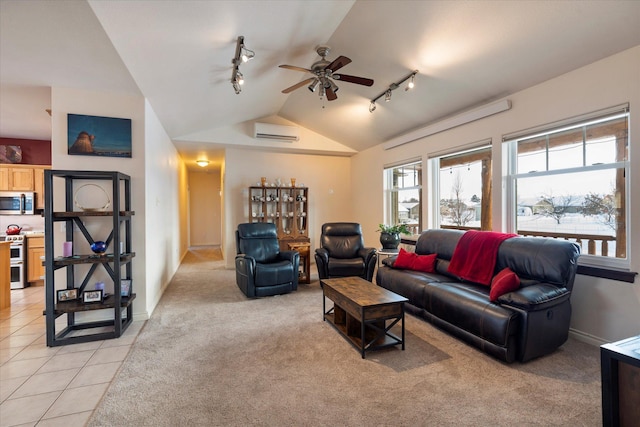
[601,335,640,426]
[288,242,311,284]
[377,248,399,268]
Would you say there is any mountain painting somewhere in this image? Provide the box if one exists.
[67,113,132,158]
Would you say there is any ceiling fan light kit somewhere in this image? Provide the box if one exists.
[231,36,253,94]
[279,45,374,102]
[370,69,419,113]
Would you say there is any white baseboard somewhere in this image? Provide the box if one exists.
[569,328,607,347]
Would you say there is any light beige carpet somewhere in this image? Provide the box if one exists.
[88,247,601,426]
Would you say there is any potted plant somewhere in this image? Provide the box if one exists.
[376,223,411,249]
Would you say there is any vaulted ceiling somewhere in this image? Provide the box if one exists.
[2,1,640,169]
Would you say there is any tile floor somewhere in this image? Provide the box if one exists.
[0,286,144,427]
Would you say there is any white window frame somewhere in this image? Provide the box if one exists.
[383,160,422,235]
[504,107,630,270]
[429,142,492,231]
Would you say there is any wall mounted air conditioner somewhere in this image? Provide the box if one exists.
[253,123,299,142]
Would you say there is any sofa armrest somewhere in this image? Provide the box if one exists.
[497,283,571,311]
[278,250,297,263]
[381,256,397,267]
[358,247,377,264]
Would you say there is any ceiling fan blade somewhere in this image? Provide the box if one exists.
[325,87,338,101]
[324,55,351,73]
[332,74,374,87]
[281,77,315,94]
[279,64,313,73]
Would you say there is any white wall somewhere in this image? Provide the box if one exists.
[143,100,185,316]
[222,148,352,269]
[50,88,184,321]
[351,46,640,344]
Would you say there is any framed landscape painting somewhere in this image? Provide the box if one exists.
[67,113,132,158]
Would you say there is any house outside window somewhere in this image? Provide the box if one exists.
[431,145,492,231]
[504,106,629,269]
[383,161,422,235]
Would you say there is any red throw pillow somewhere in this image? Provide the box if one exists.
[412,253,437,273]
[393,248,416,269]
[489,267,520,302]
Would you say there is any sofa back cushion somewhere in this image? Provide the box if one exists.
[320,222,364,259]
[415,229,580,290]
[495,237,580,290]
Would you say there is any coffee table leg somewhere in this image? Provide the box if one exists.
[361,319,366,359]
[402,307,405,351]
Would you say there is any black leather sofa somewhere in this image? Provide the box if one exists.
[376,229,581,363]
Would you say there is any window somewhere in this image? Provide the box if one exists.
[431,145,492,230]
[505,107,629,268]
[383,161,421,235]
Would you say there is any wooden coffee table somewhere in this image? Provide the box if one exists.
[321,276,408,359]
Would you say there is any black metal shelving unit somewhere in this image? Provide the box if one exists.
[44,170,135,347]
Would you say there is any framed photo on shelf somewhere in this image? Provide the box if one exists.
[83,290,103,303]
[57,288,78,302]
[121,279,132,297]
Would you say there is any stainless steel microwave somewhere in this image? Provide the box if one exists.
[0,191,35,215]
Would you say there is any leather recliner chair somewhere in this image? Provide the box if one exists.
[315,222,377,282]
[235,223,300,297]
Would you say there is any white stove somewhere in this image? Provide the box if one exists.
[5,235,27,289]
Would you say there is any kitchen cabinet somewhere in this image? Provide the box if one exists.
[0,165,34,191]
[33,167,48,210]
[0,165,50,210]
[27,235,45,283]
[0,168,8,190]
[44,170,135,347]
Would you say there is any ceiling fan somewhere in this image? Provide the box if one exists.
[279,46,374,101]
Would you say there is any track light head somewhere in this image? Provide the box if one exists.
[369,101,376,113]
[241,46,255,63]
[232,80,241,94]
[406,74,415,91]
[236,71,244,85]
[385,89,392,102]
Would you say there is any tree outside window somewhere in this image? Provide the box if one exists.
[436,146,492,230]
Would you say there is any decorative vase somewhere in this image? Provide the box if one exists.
[380,232,401,250]
[90,241,107,255]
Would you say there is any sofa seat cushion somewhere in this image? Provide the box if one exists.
[255,260,295,287]
[328,257,364,277]
[425,281,519,347]
[376,266,447,308]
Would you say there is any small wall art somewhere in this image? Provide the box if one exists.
[67,113,132,158]
[0,145,22,163]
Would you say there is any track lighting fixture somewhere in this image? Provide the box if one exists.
[230,36,254,94]
[369,70,418,112]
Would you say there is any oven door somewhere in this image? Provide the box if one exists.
[9,243,24,262]
[10,262,25,289]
